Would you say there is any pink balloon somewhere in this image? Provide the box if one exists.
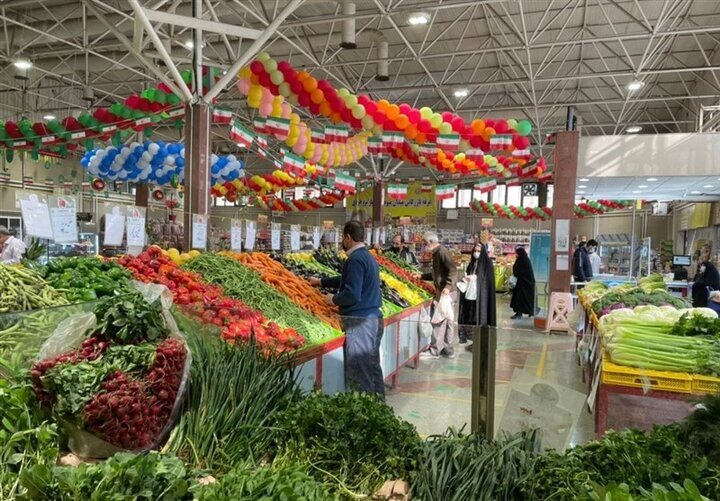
[514,136,530,149]
[281,103,291,118]
[292,141,304,155]
[259,102,272,117]
[311,147,322,163]
[236,77,251,95]
[451,116,465,132]
[442,111,454,122]
[399,103,411,115]
[408,109,420,124]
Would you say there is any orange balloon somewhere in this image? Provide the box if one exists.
[395,114,409,129]
[319,101,332,116]
[386,104,400,120]
[471,119,485,134]
[250,74,260,85]
[404,124,418,140]
[303,77,318,92]
[331,112,342,124]
[437,150,446,161]
[297,71,310,82]
[482,126,496,142]
[415,132,427,144]
[377,99,390,112]
[311,88,324,104]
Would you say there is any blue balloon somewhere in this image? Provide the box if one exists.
[176,157,185,168]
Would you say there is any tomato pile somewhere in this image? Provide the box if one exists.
[117,247,305,353]
[373,253,435,296]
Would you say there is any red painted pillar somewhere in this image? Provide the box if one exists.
[549,131,579,293]
[182,103,210,251]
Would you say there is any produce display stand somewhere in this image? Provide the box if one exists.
[291,300,431,393]
[579,297,720,437]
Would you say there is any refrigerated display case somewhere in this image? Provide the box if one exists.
[597,234,651,279]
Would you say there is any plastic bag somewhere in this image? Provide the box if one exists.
[35,281,191,458]
[465,275,478,301]
[418,305,433,339]
[431,294,454,324]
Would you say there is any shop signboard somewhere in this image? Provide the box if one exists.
[347,182,436,218]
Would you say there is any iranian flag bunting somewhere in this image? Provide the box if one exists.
[45,179,55,188]
[521,162,538,177]
[230,119,254,147]
[283,152,306,176]
[255,134,268,149]
[421,184,433,193]
[22,175,33,185]
[334,172,356,193]
[212,107,233,124]
[335,126,349,143]
[253,118,268,134]
[63,181,73,189]
[539,170,553,182]
[437,134,460,151]
[513,149,531,158]
[0,171,10,183]
[387,184,408,200]
[311,128,326,143]
[419,143,438,156]
[474,179,496,193]
[267,117,290,138]
[490,134,513,148]
[256,147,268,159]
[466,149,485,162]
[506,177,522,187]
[435,184,455,200]
[368,136,385,154]
[382,131,404,148]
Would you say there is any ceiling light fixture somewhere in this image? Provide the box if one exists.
[13,58,32,70]
[647,178,658,182]
[578,185,587,189]
[632,190,642,194]
[579,178,589,182]
[43,114,56,121]
[184,40,194,49]
[453,89,468,98]
[408,12,429,25]
[577,190,585,194]
[703,185,714,188]
[626,126,642,133]
[627,80,644,91]
[638,185,648,189]
[691,191,701,195]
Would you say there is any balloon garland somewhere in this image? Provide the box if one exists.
[237,53,541,178]
[80,141,244,186]
[469,199,636,221]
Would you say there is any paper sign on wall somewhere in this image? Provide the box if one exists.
[19,193,53,240]
[271,223,281,250]
[555,219,570,252]
[230,219,243,251]
[290,225,301,251]
[103,204,125,246]
[49,195,78,243]
[126,206,146,253]
[191,214,208,250]
[373,227,380,246]
[312,227,321,249]
[245,220,256,251]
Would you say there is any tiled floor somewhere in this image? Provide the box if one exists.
[387,297,595,448]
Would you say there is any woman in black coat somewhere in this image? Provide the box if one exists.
[510,246,536,319]
[692,259,720,307]
[458,243,497,343]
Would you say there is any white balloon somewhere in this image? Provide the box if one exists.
[227,155,236,162]
[142,152,152,162]
[118,170,128,179]
[180,148,185,158]
[148,143,160,155]
[139,170,149,180]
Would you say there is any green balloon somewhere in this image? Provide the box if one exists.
[270,70,284,86]
[278,82,291,97]
[263,58,278,73]
[517,120,532,136]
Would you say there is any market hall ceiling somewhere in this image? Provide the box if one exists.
[1,0,720,150]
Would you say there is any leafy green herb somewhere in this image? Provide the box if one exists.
[92,291,168,344]
[671,314,720,338]
[410,429,538,501]
[273,391,421,496]
[41,362,110,417]
[195,462,337,501]
[679,395,720,465]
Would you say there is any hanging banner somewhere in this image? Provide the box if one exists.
[271,222,281,250]
[245,220,257,251]
[191,214,208,250]
[103,203,126,246]
[126,206,146,254]
[347,182,436,218]
[290,225,301,251]
[49,195,78,243]
[230,219,243,251]
[19,192,53,240]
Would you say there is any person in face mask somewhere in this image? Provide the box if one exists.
[692,256,720,308]
[457,243,496,343]
[386,234,419,266]
[587,239,601,276]
[309,220,384,395]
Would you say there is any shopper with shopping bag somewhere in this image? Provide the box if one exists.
[420,232,458,359]
[458,243,496,343]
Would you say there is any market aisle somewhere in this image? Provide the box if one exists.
[386,297,594,445]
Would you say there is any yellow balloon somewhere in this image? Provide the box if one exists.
[239,67,252,78]
[286,135,298,147]
[290,113,300,124]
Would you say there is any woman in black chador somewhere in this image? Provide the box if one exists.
[458,242,496,343]
[510,246,536,319]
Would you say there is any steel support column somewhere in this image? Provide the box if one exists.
[470,324,496,439]
[549,131,579,293]
[182,103,210,251]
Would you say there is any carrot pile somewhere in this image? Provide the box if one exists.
[221,251,342,331]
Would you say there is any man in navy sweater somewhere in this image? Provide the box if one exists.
[310,220,384,395]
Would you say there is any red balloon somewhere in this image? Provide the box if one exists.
[309,102,321,115]
[408,109,420,124]
[250,60,265,75]
[350,118,362,129]
[150,102,163,113]
[494,119,508,134]
[158,83,171,93]
[298,92,311,107]
[373,110,386,123]
[126,95,141,109]
[290,81,304,95]
[341,108,353,122]
[268,84,280,96]
[281,67,296,81]
[259,73,271,87]
[469,136,483,148]
[441,111,454,122]
[364,101,377,115]
[451,116,465,132]
[139,99,151,112]
[418,119,432,133]
[514,136,530,149]
[357,94,370,104]
[399,103,411,115]
[485,118,495,128]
